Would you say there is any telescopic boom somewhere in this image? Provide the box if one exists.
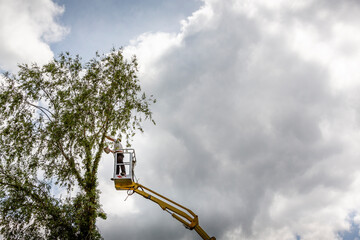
[119,183,216,240]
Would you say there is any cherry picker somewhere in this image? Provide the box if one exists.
[110,148,216,240]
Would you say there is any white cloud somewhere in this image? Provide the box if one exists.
[0,0,68,72]
[99,1,360,240]
[123,32,181,87]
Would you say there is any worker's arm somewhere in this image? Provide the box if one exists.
[105,135,115,142]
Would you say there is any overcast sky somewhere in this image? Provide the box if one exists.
[2,0,360,239]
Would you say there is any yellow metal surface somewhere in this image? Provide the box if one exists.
[115,182,216,240]
[113,178,135,190]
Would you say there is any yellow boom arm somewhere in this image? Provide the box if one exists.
[121,183,216,240]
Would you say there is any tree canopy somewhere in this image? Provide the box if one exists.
[0,49,155,239]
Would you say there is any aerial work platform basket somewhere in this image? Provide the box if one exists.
[111,148,136,189]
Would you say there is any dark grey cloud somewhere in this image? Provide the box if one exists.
[100,0,360,239]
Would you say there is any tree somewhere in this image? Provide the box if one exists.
[0,49,155,239]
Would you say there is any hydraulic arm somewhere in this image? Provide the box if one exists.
[121,183,216,240]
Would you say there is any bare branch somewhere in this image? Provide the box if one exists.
[25,101,54,122]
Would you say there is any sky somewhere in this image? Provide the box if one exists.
[2,0,360,239]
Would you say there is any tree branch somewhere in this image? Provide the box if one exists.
[55,141,84,189]
[40,86,58,113]
[91,117,110,176]
[26,101,54,122]
[0,178,75,238]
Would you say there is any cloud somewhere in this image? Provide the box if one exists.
[98,1,360,239]
[0,0,68,72]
